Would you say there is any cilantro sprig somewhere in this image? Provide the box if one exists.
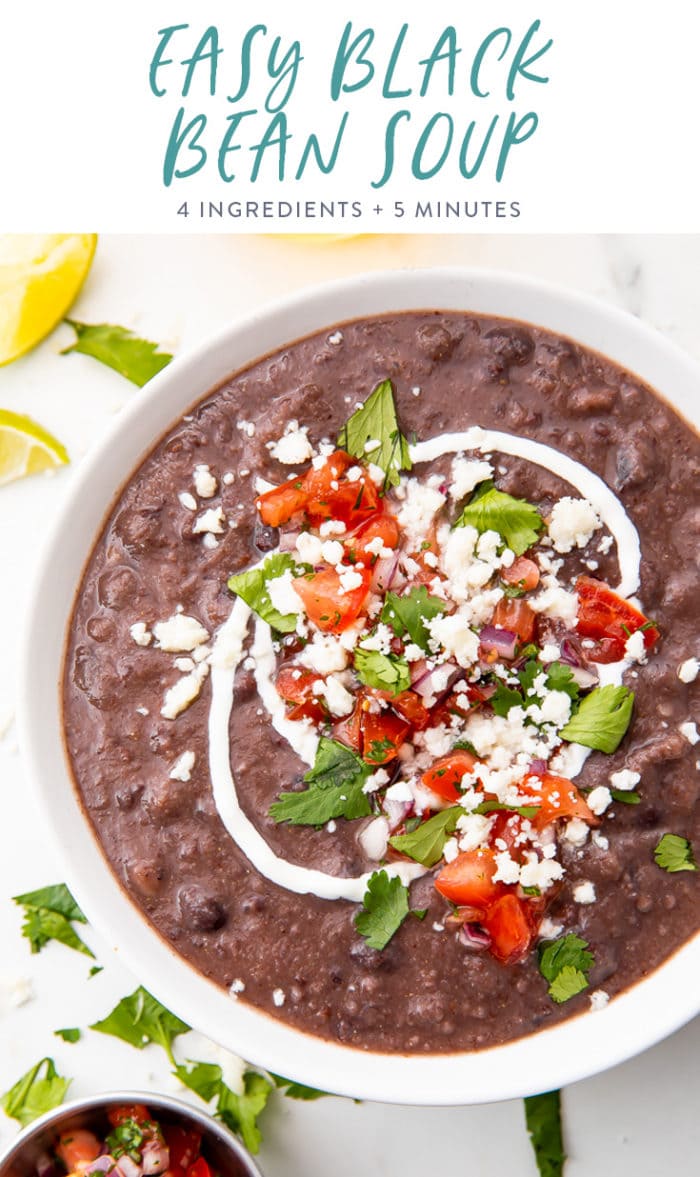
[355,870,410,949]
[90,986,190,1066]
[539,934,594,1004]
[175,1062,272,1155]
[269,737,371,826]
[354,647,410,695]
[338,379,411,491]
[0,1058,71,1127]
[524,1090,566,1177]
[491,660,579,719]
[228,553,308,634]
[63,321,173,387]
[389,807,464,867]
[454,480,544,556]
[560,685,634,753]
[380,585,447,650]
[13,883,94,959]
[654,833,697,873]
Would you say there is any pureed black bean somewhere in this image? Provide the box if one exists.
[63,312,699,1053]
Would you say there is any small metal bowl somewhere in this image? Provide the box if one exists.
[0,1092,263,1177]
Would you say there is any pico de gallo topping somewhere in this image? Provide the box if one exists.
[47,1104,217,1177]
[229,380,660,969]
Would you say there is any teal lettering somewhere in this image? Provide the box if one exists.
[459,116,499,177]
[419,27,460,97]
[371,110,410,188]
[331,23,375,99]
[496,111,538,179]
[181,26,221,98]
[227,24,266,102]
[295,113,349,177]
[383,24,411,98]
[250,113,291,182]
[150,24,189,97]
[412,113,453,179]
[163,109,207,185]
[507,21,552,99]
[218,109,257,181]
[266,37,303,112]
[471,28,511,98]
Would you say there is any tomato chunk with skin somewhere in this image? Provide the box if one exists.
[576,576,660,659]
[304,450,379,527]
[422,749,478,803]
[345,512,400,561]
[362,708,410,764]
[256,476,308,527]
[293,567,371,633]
[186,1160,211,1177]
[501,556,540,592]
[275,666,327,722]
[491,597,536,643]
[163,1127,202,1173]
[521,772,595,830]
[108,1105,151,1128]
[388,689,431,729]
[482,893,535,963]
[56,1131,101,1171]
[435,848,502,907]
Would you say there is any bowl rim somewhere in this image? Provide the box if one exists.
[0,1090,263,1177]
[17,264,700,1106]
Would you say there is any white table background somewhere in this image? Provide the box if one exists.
[0,234,698,1176]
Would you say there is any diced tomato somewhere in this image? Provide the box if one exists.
[521,772,594,830]
[304,450,379,527]
[435,848,502,908]
[488,809,529,862]
[256,476,308,527]
[275,666,321,704]
[293,567,371,633]
[345,512,400,561]
[576,576,660,661]
[491,598,536,643]
[501,556,540,592]
[186,1159,211,1177]
[56,1131,101,1170]
[362,708,410,764]
[421,749,478,803]
[107,1105,151,1128]
[163,1127,202,1173]
[333,699,364,753]
[482,893,535,963]
[388,689,431,729]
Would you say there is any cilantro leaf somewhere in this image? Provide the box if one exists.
[270,1074,330,1100]
[539,934,594,1003]
[610,789,640,805]
[389,807,464,867]
[1,1058,71,1128]
[63,321,173,387]
[354,647,410,694]
[492,660,580,719]
[228,553,307,634]
[380,586,447,649]
[491,682,524,717]
[654,833,697,873]
[454,480,544,556]
[354,870,410,949]
[524,1090,566,1177]
[337,379,411,490]
[13,883,93,958]
[545,661,580,702]
[54,1028,81,1044]
[560,685,634,753]
[175,1063,272,1155]
[90,986,190,1066]
[473,800,540,819]
[269,737,371,826]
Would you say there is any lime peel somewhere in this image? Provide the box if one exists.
[0,408,69,487]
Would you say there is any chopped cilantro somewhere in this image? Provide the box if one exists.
[610,789,640,805]
[380,585,447,649]
[228,553,308,634]
[560,685,634,753]
[1,1058,70,1127]
[269,737,371,825]
[454,480,544,556]
[490,681,524,717]
[354,647,410,694]
[63,321,172,387]
[54,1027,81,1044]
[654,833,697,873]
[473,800,540,819]
[90,986,190,1066]
[389,807,465,867]
[365,736,395,765]
[543,661,580,701]
[106,1119,145,1162]
[13,883,93,959]
[175,1062,272,1155]
[337,379,411,491]
[539,934,594,1004]
[492,660,580,719]
[354,870,410,950]
[524,1090,566,1177]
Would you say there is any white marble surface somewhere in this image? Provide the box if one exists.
[0,234,698,1176]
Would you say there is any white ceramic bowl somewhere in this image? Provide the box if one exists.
[18,268,700,1106]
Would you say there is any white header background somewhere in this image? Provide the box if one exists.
[1,0,699,230]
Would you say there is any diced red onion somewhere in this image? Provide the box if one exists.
[568,664,599,689]
[278,528,301,553]
[383,798,413,832]
[413,663,460,702]
[371,552,399,594]
[558,637,583,667]
[459,923,491,951]
[409,659,429,686]
[36,1153,57,1177]
[87,1159,120,1177]
[115,1156,142,1177]
[529,759,547,776]
[142,1144,169,1177]
[479,626,518,661]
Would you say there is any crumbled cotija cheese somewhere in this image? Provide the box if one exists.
[587,786,613,815]
[609,769,640,791]
[573,880,596,904]
[678,657,699,683]
[397,479,446,549]
[170,750,196,781]
[680,721,699,745]
[178,491,197,511]
[154,614,209,652]
[548,497,601,553]
[266,571,306,618]
[161,664,209,720]
[448,456,494,502]
[130,622,152,647]
[624,630,647,664]
[298,633,349,674]
[270,421,313,465]
[193,506,225,535]
[193,464,217,498]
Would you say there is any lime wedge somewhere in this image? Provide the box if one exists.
[0,409,69,486]
[0,234,97,366]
